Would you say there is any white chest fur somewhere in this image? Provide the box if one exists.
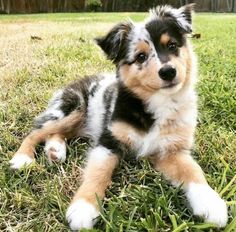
[132,90,198,157]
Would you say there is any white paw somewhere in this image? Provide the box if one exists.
[9,153,34,169]
[44,140,66,163]
[186,183,228,227]
[66,199,99,231]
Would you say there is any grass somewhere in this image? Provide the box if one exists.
[0,12,236,232]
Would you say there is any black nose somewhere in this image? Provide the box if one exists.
[159,65,176,81]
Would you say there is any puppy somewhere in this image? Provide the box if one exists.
[10,4,228,230]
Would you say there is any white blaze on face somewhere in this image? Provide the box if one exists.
[127,24,152,61]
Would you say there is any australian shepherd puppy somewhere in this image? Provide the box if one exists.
[10,4,228,230]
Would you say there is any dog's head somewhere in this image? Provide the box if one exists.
[96,4,196,99]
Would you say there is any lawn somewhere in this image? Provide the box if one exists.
[0,12,236,232]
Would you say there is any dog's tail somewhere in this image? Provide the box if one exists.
[15,111,85,157]
[31,111,85,144]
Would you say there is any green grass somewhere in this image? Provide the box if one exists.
[0,12,236,231]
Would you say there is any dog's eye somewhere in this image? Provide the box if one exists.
[136,53,148,64]
[167,42,178,52]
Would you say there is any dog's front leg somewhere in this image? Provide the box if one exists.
[66,146,119,230]
[151,151,228,227]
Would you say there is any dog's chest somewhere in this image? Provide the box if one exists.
[137,117,178,156]
[111,84,155,131]
[110,93,197,157]
[84,75,196,156]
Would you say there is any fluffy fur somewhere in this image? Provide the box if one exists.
[10,4,228,230]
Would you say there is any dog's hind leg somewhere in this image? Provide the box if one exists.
[44,134,67,163]
[9,129,40,169]
[10,111,84,169]
[10,83,88,168]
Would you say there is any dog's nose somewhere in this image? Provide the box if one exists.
[159,65,176,81]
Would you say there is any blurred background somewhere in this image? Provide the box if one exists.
[0,0,235,14]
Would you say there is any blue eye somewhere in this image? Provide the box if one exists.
[136,53,147,63]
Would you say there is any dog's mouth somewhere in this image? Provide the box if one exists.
[161,80,179,89]
[145,80,180,92]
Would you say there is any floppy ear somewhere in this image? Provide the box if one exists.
[95,21,133,63]
[175,3,195,33]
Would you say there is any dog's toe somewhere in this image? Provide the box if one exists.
[66,199,99,231]
[186,183,228,227]
[44,140,66,163]
[9,153,35,169]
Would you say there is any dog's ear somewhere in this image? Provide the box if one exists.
[152,4,195,34]
[175,3,195,33]
[95,21,133,63]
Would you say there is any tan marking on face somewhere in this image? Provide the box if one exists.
[110,121,144,146]
[183,44,193,86]
[71,155,119,207]
[160,33,170,45]
[119,37,194,99]
[119,59,162,100]
[135,41,150,54]
[169,42,192,89]
[150,152,207,186]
